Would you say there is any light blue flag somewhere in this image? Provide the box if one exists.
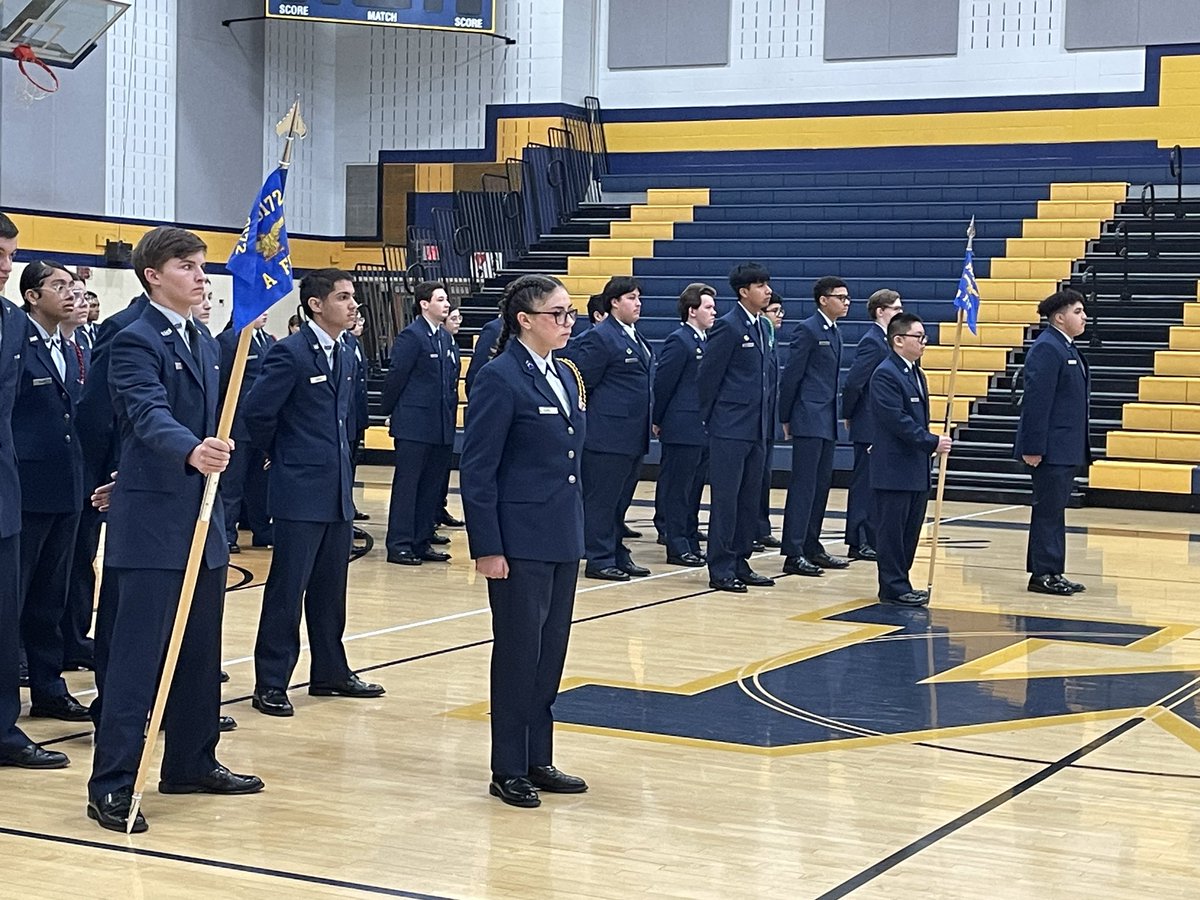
[227,166,294,331]
[953,248,980,335]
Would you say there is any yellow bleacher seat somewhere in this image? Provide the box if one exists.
[1168,326,1200,350]
[1122,402,1200,432]
[567,256,633,276]
[1088,460,1197,493]
[1138,376,1200,403]
[1107,430,1200,464]
[1154,351,1200,377]
[630,204,695,223]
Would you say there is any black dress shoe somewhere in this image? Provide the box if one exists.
[440,513,465,528]
[252,688,294,717]
[354,510,370,521]
[1029,574,1074,595]
[848,544,878,561]
[219,715,237,732]
[88,788,147,833]
[0,743,69,769]
[228,541,241,554]
[489,776,540,808]
[881,591,930,607]
[738,570,776,588]
[220,670,230,683]
[751,540,766,552]
[621,525,642,539]
[387,551,422,566]
[620,562,651,578]
[758,535,782,549]
[709,577,748,593]
[811,551,850,569]
[783,556,824,577]
[420,549,451,562]
[159,764,264,795]
[666,552,705,568]
[1055,574,1087,593]
[250,538,273,548]
[30,694,91,721]
[309,673,386,698]
[584,566,630,582]
[527,765,588,793]
[429,532,451,546]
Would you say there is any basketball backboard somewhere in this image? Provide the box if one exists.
[0,0,129,69]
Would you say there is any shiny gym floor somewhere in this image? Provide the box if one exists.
[5,466,1200,899]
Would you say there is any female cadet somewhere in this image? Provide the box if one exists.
[460,274,589,809]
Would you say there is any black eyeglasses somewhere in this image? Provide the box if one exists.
[526,308,579,325]
[824,293,851,302]
[897,333,928,344]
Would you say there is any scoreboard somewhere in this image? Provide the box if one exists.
[266,1,496,34]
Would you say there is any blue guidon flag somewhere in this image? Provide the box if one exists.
[953,248,981,335]
[227,166,294,331]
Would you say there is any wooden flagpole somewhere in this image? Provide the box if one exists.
[923,216,975,601]
[127,101,303,833]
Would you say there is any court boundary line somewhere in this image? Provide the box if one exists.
[0,824,453,899]
[814,678,1200,898]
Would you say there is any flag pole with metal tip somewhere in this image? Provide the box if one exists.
[126,100,304,834]
[923,215,975,602]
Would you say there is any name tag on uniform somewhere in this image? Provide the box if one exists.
[175,362,184,370]
[32,377,52,386]
[624,357,638,363]
[909,396,919,403]
[819,340,831,346]
[741,341,755,348]
[310,374,327,384]
[247,354,258,360]
[1067,359,1078,365]
[429,352,439,358]
[538,406,557,415]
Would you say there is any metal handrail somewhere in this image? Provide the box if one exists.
[1081,265,1101,349]
[1140,182,1158,257]
[1169,144,1184,218]
[1115,220,1131,301]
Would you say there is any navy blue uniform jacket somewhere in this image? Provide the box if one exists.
[12,319,84,514]
[779,312,842,440]
[652,324,706,446]
[697,305,772,443]
[217,326,274,443]
[564,314,652,456]
[0,299,27,539]
[381,318,456,446]
[460,341,585,563]
[105,305,227,570]
[76,294,149,488]
[1013,326,1091,466]
[841,324,889,445]
[868,352,939,491]
[342,331,370,441]
[243,324,355,523]
[464,316,501,398]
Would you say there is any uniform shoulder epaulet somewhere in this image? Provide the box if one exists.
[559,357,586,411]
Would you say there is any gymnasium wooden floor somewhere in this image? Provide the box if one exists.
[7,466,1200,899]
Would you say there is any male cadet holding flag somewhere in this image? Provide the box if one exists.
[0,212,71,770]
[245,269,385,717]
[87,227,263,834]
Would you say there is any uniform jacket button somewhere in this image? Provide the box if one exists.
[568,475,576,484]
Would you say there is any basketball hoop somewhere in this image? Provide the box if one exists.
[13,44,59,95]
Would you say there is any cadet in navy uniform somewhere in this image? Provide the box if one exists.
[756,291,785,549]
[464,310,501,399]
[217,311,273,552]
[1014,289,1091,596]
[652,283,716,567]
[13,262,90,721]
[245,269,385,717]
[381,281,456,565]
[88,227,262,833]
[434,304,463,529]
[840,289,904,561]
[779,276,852,577]
[342,312,370,520]
[561,276,653,582]
[697,263,777,593]
[460,274,589,808]
[869,312,951,606]
[0,213,69,770]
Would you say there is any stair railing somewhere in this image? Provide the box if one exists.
[1139,182,1158,258]
[1081,265,1101,349]
[1169,144,1185,219]
[1115,220,1131,302]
